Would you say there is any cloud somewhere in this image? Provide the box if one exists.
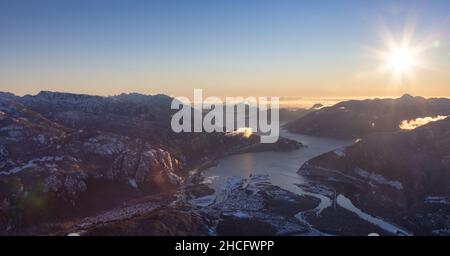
[399,115,448,130]
[227,127,253,138]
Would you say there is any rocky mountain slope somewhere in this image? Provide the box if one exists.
[0,91,298,234]
[285,94,450,138]
[299,116,450,235]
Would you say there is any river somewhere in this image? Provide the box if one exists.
[204,130,412,235]
[205,129,351,201]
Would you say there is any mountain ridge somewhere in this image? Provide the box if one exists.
[285,94,450,138]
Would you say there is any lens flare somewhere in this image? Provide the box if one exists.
[376,37,426,82]
[365,20,436,85]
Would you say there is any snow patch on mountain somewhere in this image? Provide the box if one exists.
[425,196,450,205]
[83,135,127,155]
[0,156,64,175]
[337,194,411,235]
[353,168,403,190]
[333,148,346,157]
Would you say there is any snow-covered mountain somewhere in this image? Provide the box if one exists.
[0,91,256,233]
[299,116,450,235]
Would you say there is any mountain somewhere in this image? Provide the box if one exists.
[0,93,185,231]
[298,116,450,235]
[285,94,450,138]
[0,91,299,234]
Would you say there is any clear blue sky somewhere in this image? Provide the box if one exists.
[1,0,449,97]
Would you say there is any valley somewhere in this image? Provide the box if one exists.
[1,91,450,236]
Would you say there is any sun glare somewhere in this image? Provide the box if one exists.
[377,39,426,80]
[386,47,416,73]
[367,22,434,84]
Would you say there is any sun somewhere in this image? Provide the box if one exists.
[376,38,425,79]
[367,23,432,84]
[385,46,418,74]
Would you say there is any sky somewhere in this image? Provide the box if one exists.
[1,0,450,98]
